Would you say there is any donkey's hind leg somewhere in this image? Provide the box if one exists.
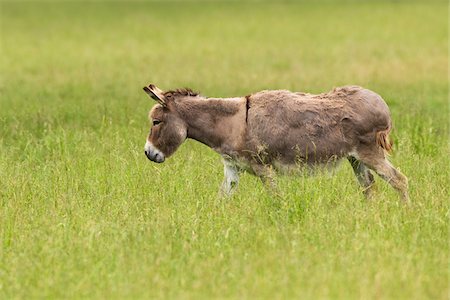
[348,156,375,198]
[372,159,409,203]
[359,152,409,203]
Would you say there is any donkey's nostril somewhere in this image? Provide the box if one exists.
[144,141,165,163]
[154,153,165,163]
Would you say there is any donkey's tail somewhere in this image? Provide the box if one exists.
[376,126,393,153]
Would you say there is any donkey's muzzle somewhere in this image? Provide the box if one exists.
[145,150,165,163]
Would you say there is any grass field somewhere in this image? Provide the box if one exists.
[0,1,448,299]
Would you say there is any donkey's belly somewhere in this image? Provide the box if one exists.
[271,156,344,176]
[260,137,351,167]
[229,151,346,177]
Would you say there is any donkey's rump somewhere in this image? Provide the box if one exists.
[336,87,392,147]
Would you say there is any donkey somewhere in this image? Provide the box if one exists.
[143,84,409,203]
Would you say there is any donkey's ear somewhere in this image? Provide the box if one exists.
[143,84,167,106]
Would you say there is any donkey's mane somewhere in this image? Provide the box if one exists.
[163,88,199,98]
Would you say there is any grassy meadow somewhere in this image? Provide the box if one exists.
[0,1,448,299]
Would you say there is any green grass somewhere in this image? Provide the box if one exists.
[0,1,448,299]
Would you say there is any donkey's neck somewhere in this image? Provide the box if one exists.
[175,97,247,155]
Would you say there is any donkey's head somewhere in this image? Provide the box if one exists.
[143,84,197,163]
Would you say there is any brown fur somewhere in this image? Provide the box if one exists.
[143,84,409,203]
[376,128,393,153]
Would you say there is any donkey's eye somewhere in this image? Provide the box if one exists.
[152,120,161,126]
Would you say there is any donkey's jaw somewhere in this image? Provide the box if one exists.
[144,141,165,163]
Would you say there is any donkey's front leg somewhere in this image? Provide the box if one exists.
[252,164,280,194]
[220,159,240,197]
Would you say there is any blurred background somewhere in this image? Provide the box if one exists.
[1,1,448,299]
